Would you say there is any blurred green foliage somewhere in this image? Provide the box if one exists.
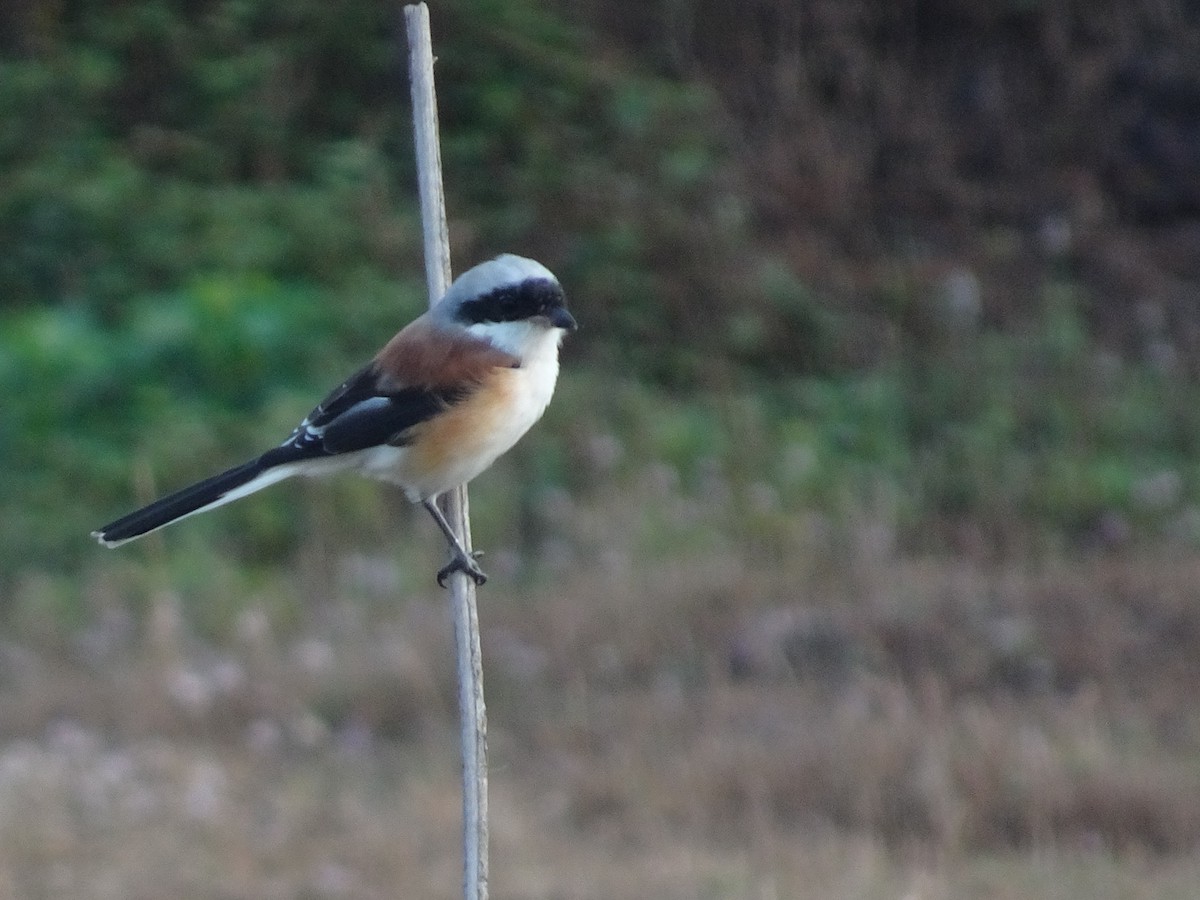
[0,0,799,570]
[2,0,1199,587]
[1,0,412,307]
[0,0,795,380]
[1,275,411,566]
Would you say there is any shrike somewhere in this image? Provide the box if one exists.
[93,254,577,586]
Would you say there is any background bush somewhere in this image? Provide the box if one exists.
[2,0,1200,578]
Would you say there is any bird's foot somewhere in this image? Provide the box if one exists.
[437,550,487,588]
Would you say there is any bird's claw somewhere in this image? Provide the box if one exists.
[437,550,487,588]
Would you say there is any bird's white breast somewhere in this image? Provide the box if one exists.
[341,327,563,501]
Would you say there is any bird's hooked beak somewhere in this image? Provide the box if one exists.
[547,306,578,332]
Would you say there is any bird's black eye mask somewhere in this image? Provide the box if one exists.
[457,278,567,325]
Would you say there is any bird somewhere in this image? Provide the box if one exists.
[93,253,577,586]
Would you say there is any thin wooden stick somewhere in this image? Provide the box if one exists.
[404,5,489,899]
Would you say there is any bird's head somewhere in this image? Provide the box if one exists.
[435,254,577,358]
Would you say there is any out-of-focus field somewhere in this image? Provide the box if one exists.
[6,500,1200,898]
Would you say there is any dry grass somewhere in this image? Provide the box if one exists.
[5,498,1200,896]
[0,722,1196,899]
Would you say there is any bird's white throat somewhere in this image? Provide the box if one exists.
[467,319,564,362]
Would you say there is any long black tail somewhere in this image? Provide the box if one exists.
[93,456,295,547]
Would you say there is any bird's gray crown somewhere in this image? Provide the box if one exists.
[436,254,567,327]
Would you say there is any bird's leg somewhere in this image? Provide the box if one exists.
[422,497,487,587]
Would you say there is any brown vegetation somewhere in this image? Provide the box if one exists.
[3,515,1199,895]
[583,0,1200,369]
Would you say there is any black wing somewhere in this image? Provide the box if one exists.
[262,363,472,466]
